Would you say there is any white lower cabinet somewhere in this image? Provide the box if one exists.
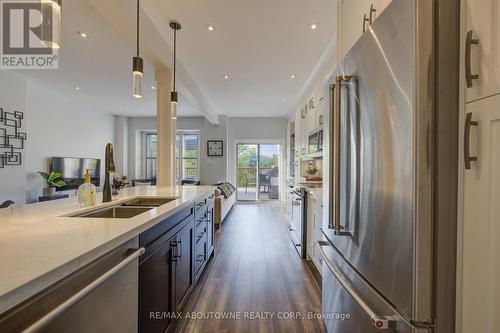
[307,193,323,273]
[460,94,500,333]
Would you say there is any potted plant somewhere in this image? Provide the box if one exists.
[305,166,319,179]
[38,171,66,196]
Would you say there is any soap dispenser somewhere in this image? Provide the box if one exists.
[78,169,96,207]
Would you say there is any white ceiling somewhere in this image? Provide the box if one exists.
[144,0,337,118]
[16,0,202,118]
[14,0,337,120]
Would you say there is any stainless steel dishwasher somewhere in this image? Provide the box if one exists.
[0,238,142,333]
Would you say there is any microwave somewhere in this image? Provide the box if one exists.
[308,130,324,155]
[308,132,319,154]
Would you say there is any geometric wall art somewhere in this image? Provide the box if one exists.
[0,108,27,169]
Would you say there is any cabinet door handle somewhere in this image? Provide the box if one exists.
[178,240,183,259]
[465,30,479,88]
[362,13,369,33]
[23,247,145,333]
[369,4,376,24]
[464,112,479,170]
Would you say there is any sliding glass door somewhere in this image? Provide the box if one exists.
[236,143,280,202]
[236,144,258,201]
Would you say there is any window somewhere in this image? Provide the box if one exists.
[145,133,157,180]
[143,131,199,183]
[176,131,200,183]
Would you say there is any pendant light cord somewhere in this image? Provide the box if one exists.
[136,0,140,57]
[173,29,176,91]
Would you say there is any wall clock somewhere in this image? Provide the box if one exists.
[207,140,223,156]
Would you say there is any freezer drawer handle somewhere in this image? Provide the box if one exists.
[316,242,396,330]
[22,247,145,333]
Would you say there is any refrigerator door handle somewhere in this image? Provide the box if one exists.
[329,76,355,236]
[316,241,396,330]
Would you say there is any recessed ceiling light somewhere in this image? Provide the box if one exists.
[150,85,156,90]
[281,98,286,102]
[290,74,296,79]
[224,75,230,79]
[73,85,80,90]
[310,23,319,30]
[76,31,89,39]
[232,98,237,102]
[207,25,215,32]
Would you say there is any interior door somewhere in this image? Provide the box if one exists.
[460,96,500,333]
[465,0,500,102]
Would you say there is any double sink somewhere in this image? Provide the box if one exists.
[69,197,178,219]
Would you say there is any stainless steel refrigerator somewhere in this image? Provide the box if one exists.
[319,0,459,332]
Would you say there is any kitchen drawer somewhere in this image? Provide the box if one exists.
[140,205,193,257]
[207,192,215,203]
[195,207,207,227]
[318,241,423,333]
[195,223,207,246]
[194,197,208,213]
[194,240,207,276]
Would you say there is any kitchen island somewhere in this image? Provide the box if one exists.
[0,185,216,332]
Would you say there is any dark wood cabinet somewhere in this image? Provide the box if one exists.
[139,237,175,333]
[139,192,215,333]
[174,221,194,309]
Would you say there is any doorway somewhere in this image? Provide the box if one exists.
[236,143,280,202]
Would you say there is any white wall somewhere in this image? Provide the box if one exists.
[0,71,27,204]
[126,117,156,179]
[177,116,228,185]
[0,71,114,204]
[227,117,287,202]
[124,115,228,185]
[114,115,129,177]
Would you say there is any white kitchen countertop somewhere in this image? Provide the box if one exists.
[303,186,323,201]
[0,185,215,314]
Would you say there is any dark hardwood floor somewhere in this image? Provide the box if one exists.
[176,203,326,333]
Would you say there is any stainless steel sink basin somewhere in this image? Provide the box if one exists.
[70,206,153,219]
[120,197,177,207]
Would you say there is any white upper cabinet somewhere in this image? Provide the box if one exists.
[465,0,500,102]
[337,0,392,61]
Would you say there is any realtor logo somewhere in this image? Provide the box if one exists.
[1,0,61,69]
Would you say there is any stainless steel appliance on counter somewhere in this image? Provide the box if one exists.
[289,187,307,258]
[319,0,458,332]
[308,129,324,155]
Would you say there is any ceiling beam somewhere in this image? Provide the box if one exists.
[88,0,220,124]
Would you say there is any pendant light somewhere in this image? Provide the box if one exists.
[169,21,181,120]
[40,0,62,49]
[132,0,143,99]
